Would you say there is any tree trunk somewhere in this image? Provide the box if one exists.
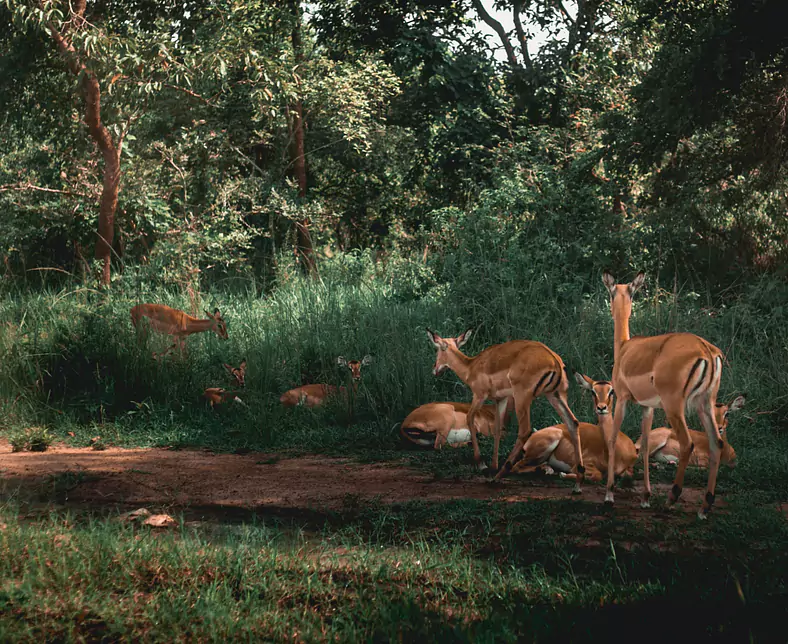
[46,1,121,287]
[290,0,318,278]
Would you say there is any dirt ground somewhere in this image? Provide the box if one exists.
[0,440,709,517]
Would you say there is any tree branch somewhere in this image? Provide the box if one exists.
[471,0,520,69]
[0,182,91,198]
[512,0,533,71]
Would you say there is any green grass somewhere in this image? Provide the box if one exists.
[0,494,786,642]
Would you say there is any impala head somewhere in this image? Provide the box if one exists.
[425,328,472,376]
[205,308,229,340]
[574,372,615,417]
[336,355,372,380]
[715,394,745,467]
[223,359,246,387]
[602,271,645,318]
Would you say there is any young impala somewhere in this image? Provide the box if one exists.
[223,359,246,388]
[399,399,515,450]
[636,395,744,469]
[425,328,585,492]
[514,374,638,483]
[602,271,728,518]
[279,355,372,408]
[130,303,228,359]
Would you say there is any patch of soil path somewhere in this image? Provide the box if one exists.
[0,440,705,513]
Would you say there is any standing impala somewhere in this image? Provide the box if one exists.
[636,395,744,469]
[399,399,514,450]
[279,355,372,408]
[602,271,727,518]
[130,303,228,359]
[425,329,585,492]
[515,374,638,483]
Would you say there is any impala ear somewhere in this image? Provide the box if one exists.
[336,356,347,367]
[629,272,646,296]
[602,271,617,296]
[727,395,746,413]
[361,354,373,366]
[204,309,213,318]
[426,328,441,348]
[222,363,233,372]
[239,359,247,369]
[574,372,594,391]
[456,328,473,348]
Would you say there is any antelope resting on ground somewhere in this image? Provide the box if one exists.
[514,374,638,483]
[130,303,228,359]
[425,328,585,492]
[399,399,515,450]
[202,360,248,409]
[602,271,728,518]
[636,395,744,469]
[203,387,247,409]
[279,355,372,408]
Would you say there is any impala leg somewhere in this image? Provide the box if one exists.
[467,396,487,472]
[605,398,627,504]
[490,398,510,472]
[494,392,533,482]
[639,407,655,508]
[546,390,584,495]
[697,397,722,519]
[665,407,693,506]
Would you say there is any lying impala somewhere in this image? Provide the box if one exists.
[514,374,638,483]
[203,387,247,409]
[279,355,372,408]
[399,399,515,450]
[426,328,585,492]
[636,395,744,468]
[602,271,728,518]
[130,303,228,359]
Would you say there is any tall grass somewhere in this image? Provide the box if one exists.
[1,253,787,495]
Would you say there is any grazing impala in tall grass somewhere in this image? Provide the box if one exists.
[130,303,228,359]
[280,355,372,408]
[602,271,728,518]
[425,328,585,492]
[515,374,638,483]
[636,395,744,469]
[399,398,515,450]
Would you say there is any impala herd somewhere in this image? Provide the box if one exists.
[131,271,745,519]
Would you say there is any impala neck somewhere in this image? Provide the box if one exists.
[445,345,474,385]
[611,300,631,363]
[185,316,214,334]
[598,412,613,456]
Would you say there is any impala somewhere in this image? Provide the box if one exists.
[602,271,727,518]
[279,355,372,408]
[203,387,246,409]
[130,303,228,359]
[223,359,247,388]
[514,374,638,483]
[636,395,744,468]
[425,328,585,491]
[399,399,515,450]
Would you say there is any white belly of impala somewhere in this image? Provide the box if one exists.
[446,429,472,445]
[547,455,573,473]
[637,395,662,408]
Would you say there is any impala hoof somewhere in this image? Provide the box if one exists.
[604,492,615,505]
[477,463,489,473]
[697,509,708,521]
[640,499,651,509]
[571,485,582,495]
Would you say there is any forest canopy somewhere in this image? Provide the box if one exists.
[0,0,786,291]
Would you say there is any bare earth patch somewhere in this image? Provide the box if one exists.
[0,439,708,516]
